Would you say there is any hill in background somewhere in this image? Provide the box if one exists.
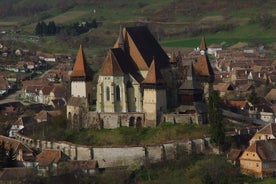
[0,0,275,60]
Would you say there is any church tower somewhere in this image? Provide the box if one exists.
[96,49,128,112]
[194,36,214,98]
[70,45,93,103]
[142,58,167,127]
[67,45,93,129]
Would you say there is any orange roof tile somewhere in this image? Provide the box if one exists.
[200,36,207,51]
[36,149,69,167]
[194,54,214,78]
[114,26,169,71]
[71,45,93,79]
[142,58,166,85]
[99,49,124,76]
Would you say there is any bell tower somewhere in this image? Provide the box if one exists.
[142,58,167,127]
[70,45,93,103]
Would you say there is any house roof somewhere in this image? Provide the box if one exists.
[36,149,70,167]
[265,89,276,101]
[0,168,35,181]
[228,149,242,161]
[114,26,169,70]
[0,135,33,154]
[227,100,248,109]
[142,58,166,86]
[70,45,93,80]
[246,139,276,161]
[58,160,98,171]
[67,97,87,107]
[40,85,54,95]
[214,83,234,92]
[256,123,276,137]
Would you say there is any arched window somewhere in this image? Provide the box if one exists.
[116,85,120,101]
[106,87,110,101]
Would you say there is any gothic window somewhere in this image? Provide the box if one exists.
[116,85,121,101]
[106,87,110,101]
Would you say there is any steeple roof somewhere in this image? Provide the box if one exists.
[179,63,202,90]
[71,45,93,80]
[114,26,170,70]
[200,36,207,51]
[142,58,166,86]
[194,37,214,82]
[99,49,124,76]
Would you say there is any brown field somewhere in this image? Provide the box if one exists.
[46,10,91,24]
[0,21,19,26]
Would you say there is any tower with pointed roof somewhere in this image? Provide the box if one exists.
[194,36,215,98]
[96,49,128,112]
[142,58,167,127]
[67,45,93,129]
[70,45,93,102]
[178,63,203,105]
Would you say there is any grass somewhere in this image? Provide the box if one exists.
[29,120,210,146]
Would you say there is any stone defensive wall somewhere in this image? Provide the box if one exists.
[16,133,211,168]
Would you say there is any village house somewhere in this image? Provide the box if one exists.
[58,160,98,175]
[249,123,276,145]
[0,135,35,167]
[240,139,276,178]
[9,116,36,138]
[35,149,71,176]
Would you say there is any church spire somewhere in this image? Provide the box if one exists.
[142,57,166,86]
[118,25,125,51]
[199,35,207,54]
[71,45,93,80]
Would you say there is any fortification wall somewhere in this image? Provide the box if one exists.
[163,113,200,124]
[16,133,212,168]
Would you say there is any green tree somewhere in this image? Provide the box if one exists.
[35,22,43,36]
[247,88,259,105]
[48,21,57,35]
[208,84,225,150]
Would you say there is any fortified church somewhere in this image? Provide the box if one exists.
[66,26,214,129]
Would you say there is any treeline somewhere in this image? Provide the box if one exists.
[35,20,98,36]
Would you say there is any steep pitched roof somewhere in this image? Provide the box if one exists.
[114,26,169,70]
[179,63,202,90]
[199,36,207,51]
[99,49,124,76]
[246,139,276,161]
[71,45,93,80]
[142,58,166,86]
[0,168,35,181]
[194,54,214,80]
[257,123,276,137]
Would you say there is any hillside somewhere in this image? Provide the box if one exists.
[0,0,275,56]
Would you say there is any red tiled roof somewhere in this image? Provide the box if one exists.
[257,123,276,137]
[99,49,124,76]
[114,26,169,71]
[199,36,207,51]
[142,58,166,85]
[71,45,93,79]
[227,100,248,109]
[36,149,69,167]
[194,54,214,78]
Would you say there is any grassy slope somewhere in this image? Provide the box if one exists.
[0,0,275,52]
